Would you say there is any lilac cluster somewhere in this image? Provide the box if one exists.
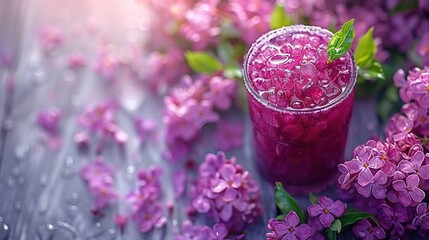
[338,66,429,238]
[80,157,119,210]
[126,167,167,233]
[175,220,231,240]
[74,101,128,148]
[266,211,311,240]
[37,107,61,136]
[191,152,262,233]
[38,26,63,53]
[163,76,237,161]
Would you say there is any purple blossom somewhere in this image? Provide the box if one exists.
[191,152,262,232]
[66,52,86,70]
[37,107,61,136]
[132,201,166,233]
[392,174,425,207]
[356,170,388,199]
[180,2,220,50]
[353,219,386,240]
[266,211,311,240]
[134,117,157,144]
[114,214,128,234]
[80,157,118,209]
[204,76,237,110]
[398,151,429,179]
[348,147,385,186]
[412,202,429,231]
[94,43,120,81]
[175,220,216,240]
[378,204,409,236]
[401,103,429,136]
[394,67,429,108]
[213,120,244,151]
[307,196,346,228]
[38,26,63,52]
[385,114,414,142]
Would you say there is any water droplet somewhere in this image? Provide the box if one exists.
[95,222,101,228]
[38,223,56,240]
[108,228,116,234]
[65,156,74,167]
[66,192,79,204]
[126,165,135,174]
[12,167,20,177]
[0,216,3,222]
[14,202,21,211]
[14,144,30,161]
[47,224,55,231]
[7,177,15,188]
[0,223,10,239]
[40,175,48,186]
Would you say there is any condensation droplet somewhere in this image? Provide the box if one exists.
[38,223,56,240]
[14,202,21,211]
[47,224,55,231]
[108,228,116,234]
[1,223,10,239]
[66,192,79,204]
[65,156,74,167]
[14,144,30,161]
[95,222,101,228]
[7,177,15,188]
[126,165,135,174]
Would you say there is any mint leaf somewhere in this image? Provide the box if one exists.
[339,208,378,230]
[329,219,342,233]
[185,51,223,74]
[309,193,318,205]
[355,27,376,68]
[274,182,305,223]
[358,61,385,81]
[327,19,355,63]
[270,4,293,30]
[223,64,242,79]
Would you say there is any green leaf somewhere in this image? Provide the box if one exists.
[378,85,400,121]
[358,61,385,81]
[327,19,355,63]
[339,208,378,230]
[330,219,342,233]
[326,229,337,240]
[270,4,293,30]
[223,64,242,79]
[276,214,286,220]
[185,51,223,74]
[274,182,305,223]
[309,193,318,205]
[217,42,235,64]
[355,27,376,68]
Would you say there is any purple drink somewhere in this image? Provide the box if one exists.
[243,25,357,194]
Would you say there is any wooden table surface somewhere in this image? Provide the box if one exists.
[0,0,383,239]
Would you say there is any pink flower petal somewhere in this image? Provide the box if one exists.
[392,180,407,192]
[220,203,233,222]
[319,213,334,228]
[284,211,300,227]
[409,188,425,203]
[358,168,374,186]
[307,204,324,217]
[223,187,238,202]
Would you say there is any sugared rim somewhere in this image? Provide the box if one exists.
[242,25,357,114]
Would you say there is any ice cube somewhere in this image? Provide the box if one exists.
[323,83,341,99]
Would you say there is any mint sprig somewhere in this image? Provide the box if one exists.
[327,19,355,63]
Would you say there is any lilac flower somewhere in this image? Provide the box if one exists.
[180,2,220,50]
[348,147,384,186]
[94,43,120,81]
[213,223,228,239]
[401,102,429,136]
[385,114,414,142]
[37,107,61,136]
[146,48,189,92]
[356,170,388,199]
[392,174,425,207]
[353,219,386,240]
[412,202,429,231]
[266,211,311,240]
[132,201,166,233]
[394,69,411,103]
[307,196,346,228]
[134,117,156,144]
[409,68,429,108]
[398,151,429,179]
[378,204,409,236]
[115,214,128,234]
[213,120,243,151]
[38,26,63,52]
[175,220,216,240]
[203,76,237,110]
[80,157,118,209]
[80,157,114,182]
[66,52,86,70]
[191,152,262,232]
